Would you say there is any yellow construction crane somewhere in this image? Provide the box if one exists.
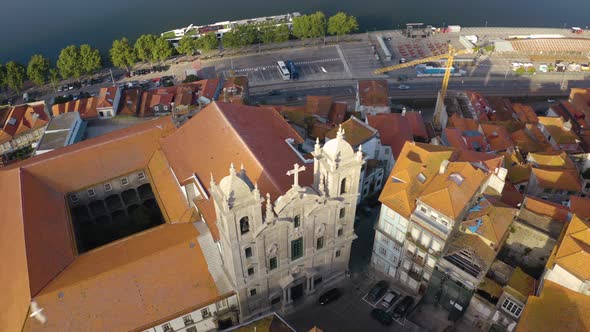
[374,44,472,130]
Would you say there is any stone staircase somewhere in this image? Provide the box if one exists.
[195,221,234,295]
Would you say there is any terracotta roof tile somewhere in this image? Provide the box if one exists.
[358,80,388,107]
[24,224,224,332]
[569,196,590,219]
[367,113,414,158]
[195,198,220,241]
[446,232,496,267]
[505,267,536,303]
[531,168,582,192]
[379,142,455,218]
[538,116,581,144]
[528,151,576,168]
[516,280,590,332]
[448,113,479,131]
[512,103,539,124]
[96,87,118,109]
[306,96,333,117]
[161,102,312,204]
[553,214,590,280]
[463,197,516,248]
[419,162,487,220]
[455,150,504,173]
[480,123,514,151]
[118,88,141,115]
[325,116,376,147]
[404,111,429,140]
[502,150,531,184]
[51,97,98,119]
[328,102,347,125]
[522,195,570,223]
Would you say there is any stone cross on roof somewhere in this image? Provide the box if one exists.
[286,163,306,188]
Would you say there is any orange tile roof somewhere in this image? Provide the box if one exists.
[448,113,479,131]
[512,103,539,124]
[480,123,514,151]
[147,150,191,223]
[328,102,347,125]
[443,128,469,150]
[358,80,388,107]
[1,103,49,140]
[462,197,516,248]
[0,168,31,332]
[366,113,414,158]
[510,129,544,154]
[516,280,590,332]
[525,124,554,151]
[404,111,429,140]
[325,116,376,147]
[419,162,488,220]
[455,150,504,173]
[498,181,525,208]
[197,78,220,100]
[569,196,590,219]
[531,168,582,192]
[502,150,531,184]
[51,97,98,119]
[23,223,225,332]
[523,195,570,224]
[96,87,118,109]
[6,116,176,193]
[538,116,581,144]
[379,142,455,218]
[195,198,220,241]
[569,88,590,117]
[505,267,536,303]
[528,151,576,168]
[306,96,334,117]
[118,88,141,115]
[486,97,516,122]
[553,214,590,280]
[161,102,312,203]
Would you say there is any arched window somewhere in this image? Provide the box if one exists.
[240,216,250,235]
[293,215,301,228]
[340,178,347,195]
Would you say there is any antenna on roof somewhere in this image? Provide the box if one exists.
[29,301,47,324]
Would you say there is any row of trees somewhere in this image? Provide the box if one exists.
[1,12,359,94]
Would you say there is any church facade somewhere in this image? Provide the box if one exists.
[210,128,364,319]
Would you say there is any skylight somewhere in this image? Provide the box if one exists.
[417,172,427,183]
[449,173,464,185]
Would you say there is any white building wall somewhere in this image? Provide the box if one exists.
[371,205,409,279]
[545,264,587,294]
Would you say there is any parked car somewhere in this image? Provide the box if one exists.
[318,288,341,305]
[398,85,410,90]
[367,280,388,302]
[68,84,74,90]
[381,291,400,309]
[57,85,64,92]
[392,296,414,319]
[399,57,406,64]
[371,308,393,325]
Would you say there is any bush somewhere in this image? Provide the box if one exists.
[183,74,199,83]
[515,67,526,75]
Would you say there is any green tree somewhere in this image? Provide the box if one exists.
[80,44,102,75]
[327,12,359,41]
[110,37,137,72]
[134,34,158,64]
[260,24,290,44]
[153,37,173,62]
[4,61,26,93]
[177,35,199,56]
[308,11,327,38]
[26,54,50,86]
[222,25,258,48]
[0,64,6,90]
[292,15,311,39]
[49,68,60,91]
[196,32,219,52]
[57,45,83,79]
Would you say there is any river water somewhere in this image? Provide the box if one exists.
[2,0,589,63]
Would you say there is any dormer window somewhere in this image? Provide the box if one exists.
[240,216,250,234]
[121,177,129,186]
[417,173,427,183]
[137,172,146,181]
[70,194,79,203]
[104,183,113,192]
[87,188,96,197]
[340,178,347,194]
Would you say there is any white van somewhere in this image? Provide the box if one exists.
[381,291,399,309]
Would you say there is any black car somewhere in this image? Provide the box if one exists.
[367,280,388,302]
[267,90,280,96]
[371,308,393,325]
[392,296,414,319]
[318,288,341,305]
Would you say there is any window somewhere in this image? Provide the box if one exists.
[187,327,197,332]
[335,250,341,257]
[250,288,257,296]
[420,206,427,213]
[120,177,129,186]
[162,323,172,332]
[316,236,324,250]
[245,247,252,258]
[410,227,420,240]
[340,178,347,194]
[87,188,95,197]
[430,214,437,221]
[269,257,278,270]
[501,298,523,318]
[339,208,346,219]
[183,315,194,325]
[247,267,254,276]
[383,222,392,235]
[337,228,343,237]
[201,307,211,319]
[240,216,250,234]
[431,240,442,252]
[379,246,387,256]
[137,171,146,181]
[585,182,590,189]
[70,194,78,203]
[104,183,112,192]
[293,215,300,228]
[271,296,281,304]
[99,111,105,117]
[291,237,303,260]
[426,256,436,268]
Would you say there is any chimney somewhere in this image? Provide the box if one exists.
[439,159,450,174]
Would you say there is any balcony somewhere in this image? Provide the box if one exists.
[410,210,449,239]
[408,268,422,281]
